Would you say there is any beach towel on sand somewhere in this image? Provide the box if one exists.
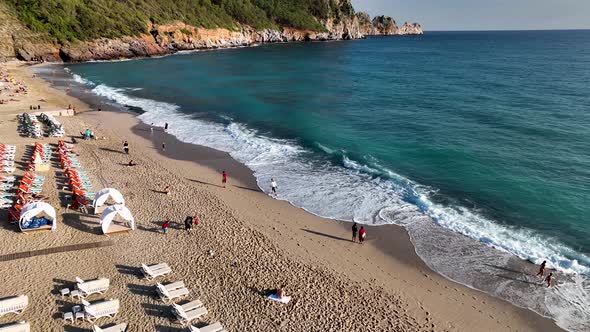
[268,294,291,304]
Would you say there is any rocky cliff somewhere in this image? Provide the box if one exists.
[59,18,365,62]
[0,2,59,61]
[2,1,421,62]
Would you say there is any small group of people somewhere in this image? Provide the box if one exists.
[351,223,366,244]
[82,128,95,140]
[149,122,168,133]
[0,71,27,104]
[183,213,199,231]
[161,213,199,233]
[536,260,554,288]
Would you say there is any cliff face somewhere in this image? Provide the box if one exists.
[59,19,366,62]
[2,0,422,62]
[0,2,59,61]
[356,12,373,36]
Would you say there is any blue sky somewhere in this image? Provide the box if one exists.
[351,0,590,31]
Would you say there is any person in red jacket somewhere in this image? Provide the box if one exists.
[222,171,227,188]
[162,219,170,234]
[359,226,366,244]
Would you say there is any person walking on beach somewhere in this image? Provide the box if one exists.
[271,178,278,196]
[184,215,193,232]
[123,140,129,154]
[162,219,170,234]
[359,226,366,244]
[545,272,553,288]
[150,123,154,133]
[536,260,547,277]
[222,171,227,188]
[164,185,171,195]
[351,222,358,243]
[164,122,169,132]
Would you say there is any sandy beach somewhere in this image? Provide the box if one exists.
[0,60,563,331]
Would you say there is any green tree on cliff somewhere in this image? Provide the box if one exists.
[5,0,354,43]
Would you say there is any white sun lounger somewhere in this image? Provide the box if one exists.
[189,322,225,332]
[174,305,208,326]
[0,321,30,332]
[157,283,189,303]
[0,296,28,317]
[141,263,172,280]
[92,322,127,332]
[0,167,15,174]
[171,299,203,315]
[77,278,110,298]
[156,281,185,294]
[82,299,120,323]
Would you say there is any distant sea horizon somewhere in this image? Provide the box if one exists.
[36,30,590,331]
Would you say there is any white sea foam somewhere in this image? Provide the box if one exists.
[63,67,95,86]
[82,79,589,331]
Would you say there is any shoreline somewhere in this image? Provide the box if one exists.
[0,59,564,331]
[40,60,564,331]
[82,107,562,332]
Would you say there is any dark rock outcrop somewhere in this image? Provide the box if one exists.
[372,16,399,35]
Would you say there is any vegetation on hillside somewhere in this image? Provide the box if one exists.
[4,0,355,44]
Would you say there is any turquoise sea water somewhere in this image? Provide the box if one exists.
[47,30,589,330]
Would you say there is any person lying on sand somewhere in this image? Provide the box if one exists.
[276,286,288,299]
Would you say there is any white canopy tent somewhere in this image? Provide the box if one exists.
[92,188,125,214]
[99,204,135,234]
[19,202,56,232]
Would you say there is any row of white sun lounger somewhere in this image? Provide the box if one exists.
[0,296,28,332]
[0,295,124,332]
[0,263,225,331]
[38,113,65,137]
[17,114,42,138]
[0,145,16,208]
[143,263,226,330]
[0,145,16,175]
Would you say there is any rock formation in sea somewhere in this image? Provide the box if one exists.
[398,22,424,35]
[356,13,424,36]
[371,15,399,35]
[0,1,422,62]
